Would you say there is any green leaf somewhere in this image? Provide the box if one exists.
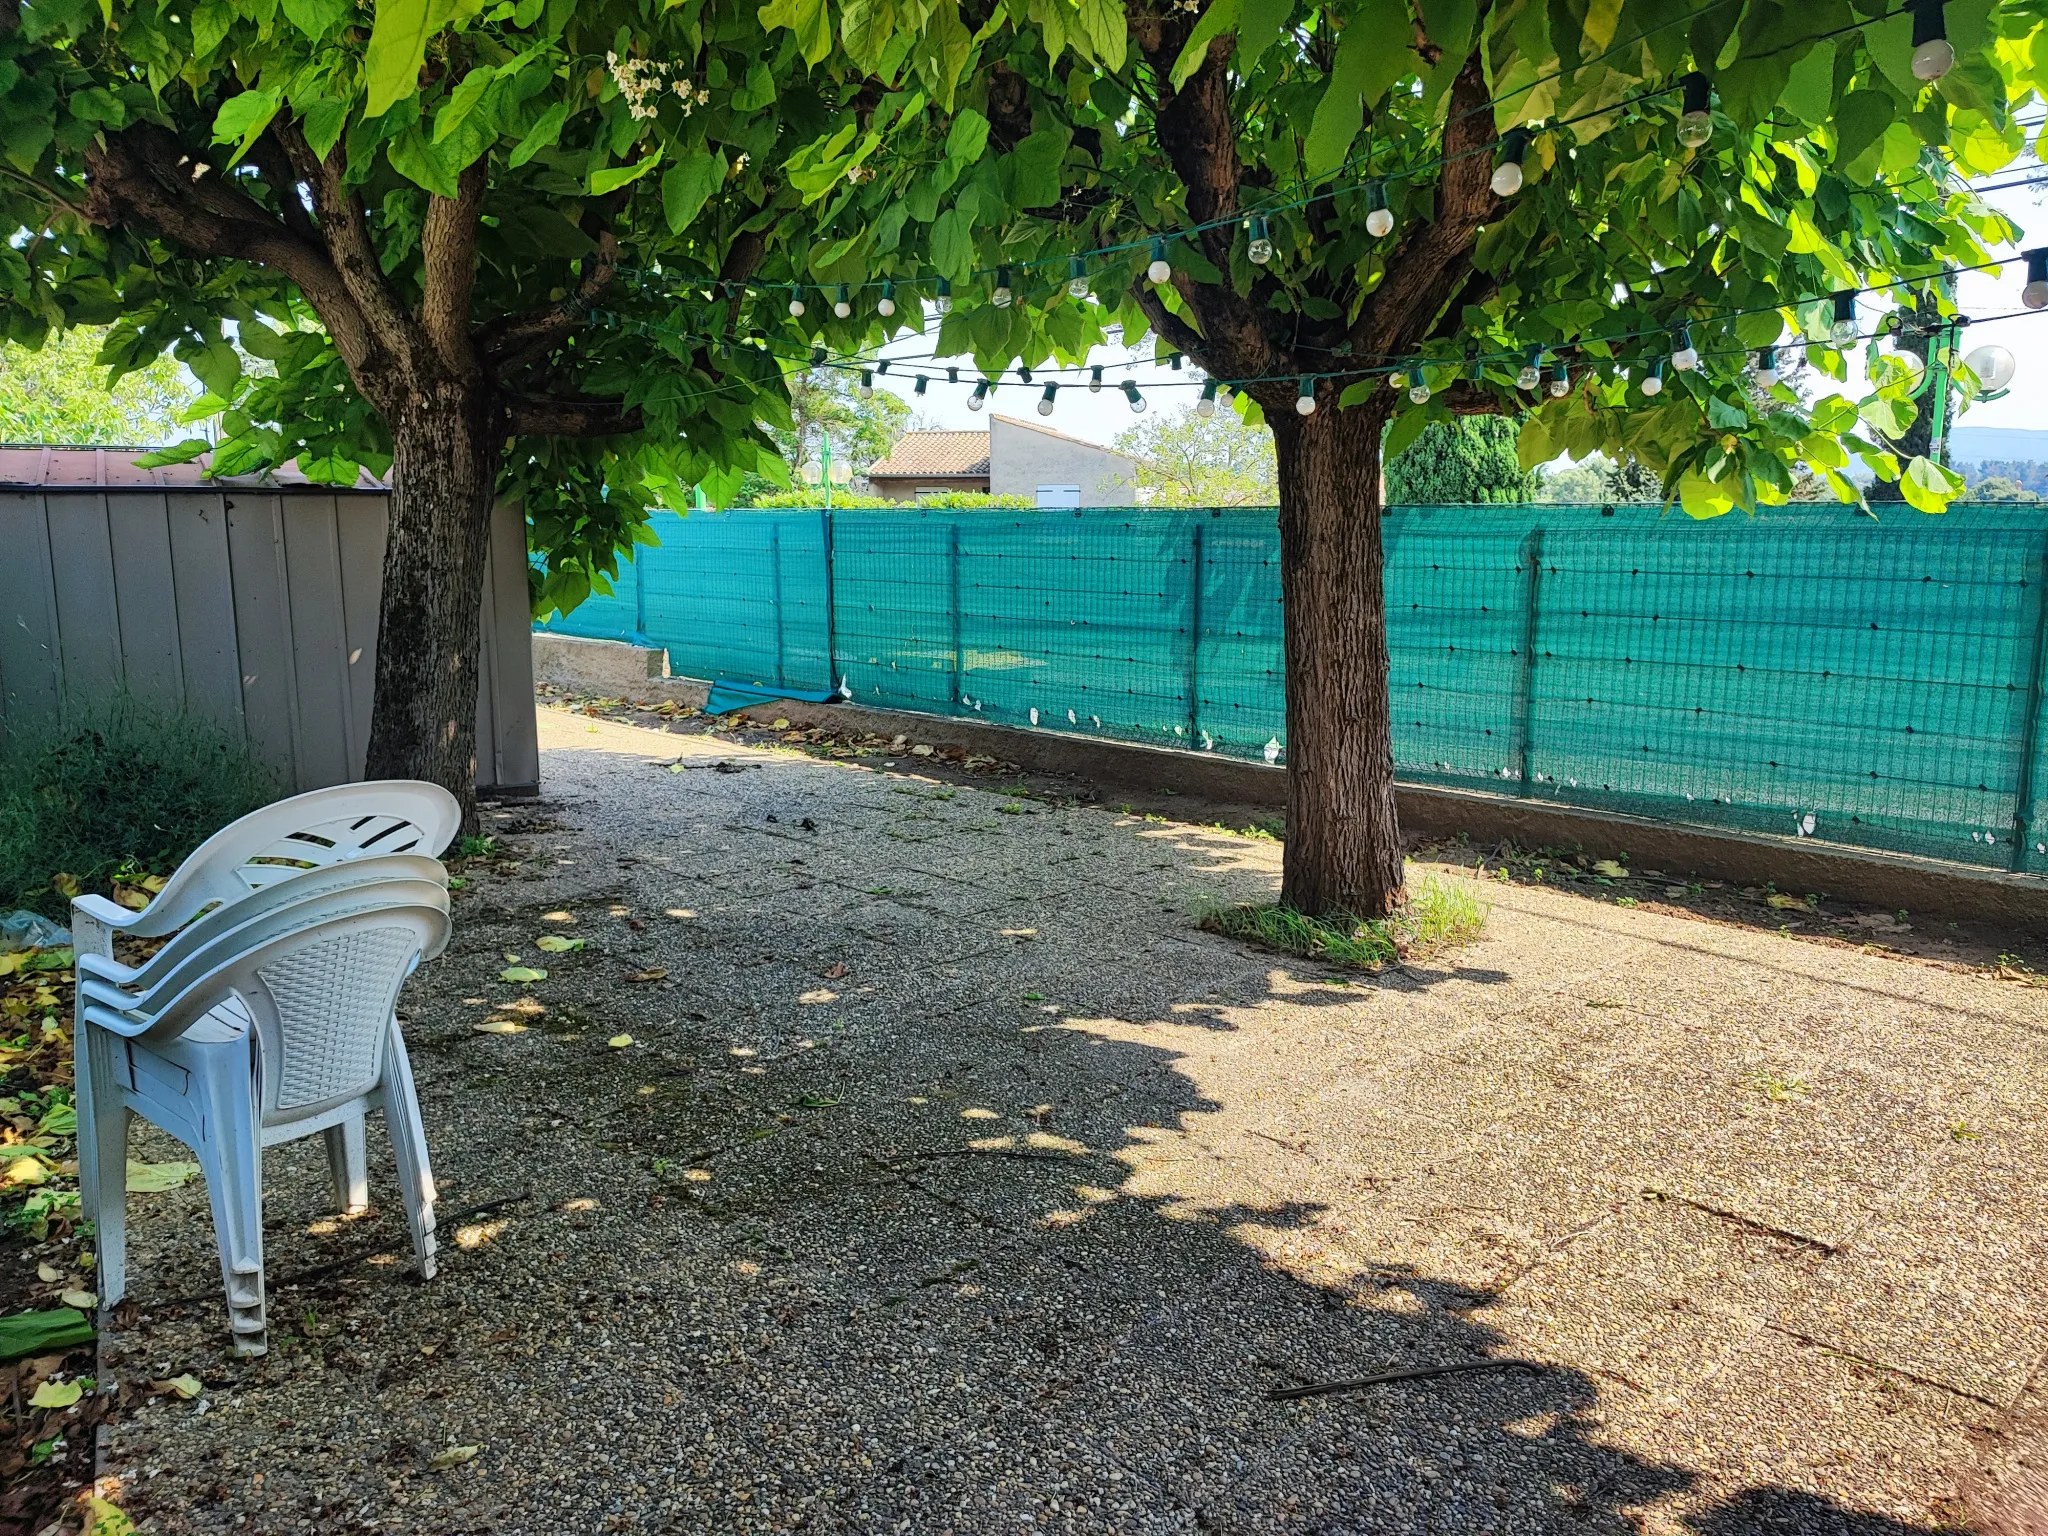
[184,339,242,399]
[212,89,282,165]
[1071,0,1126,70]
[433,66,495,143]
[589,150,662,196]
[1899,454,1964,513]
[0,1309,93,1363]
[134,438,213,468]
[1170,0,1241,90]
[509,100,571,168]
[302,97,350,160]
[944,108,990,167]
[931,206,975,281]
[1808,394,1858,435]
[1382,405,1432,461]
[1779,42,1834,126]
[364,0,454,120]
[125,1160,200,1192]
[660,151,721,234]
[760,0,830,65]
[1007,126,1070,209]
[1304,8,1412,177]
[1831,90,1894,170]
[732,62,776,110]
[386,123,462,196]
[1233,0,1291,69]
[279,0,349,39]
[500,964,546,982]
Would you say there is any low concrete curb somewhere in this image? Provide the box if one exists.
[533,634,2048,926]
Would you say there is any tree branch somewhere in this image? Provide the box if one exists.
[477,229,621,370]
[82,123,379,375]
[505,392,644,437]
[421,156,487,373]
[271,114,425,380]
[1349,44,1500,359]
[1435,383,1509,415]
[1132,283,1209,361]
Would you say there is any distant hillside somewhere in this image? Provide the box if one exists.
[1949,426,2048,463]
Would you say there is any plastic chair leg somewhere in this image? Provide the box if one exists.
[324,1115,370,1216]
[74,1026,132,1305]
[381,1015,439,1281]
[191,1051,268,1356]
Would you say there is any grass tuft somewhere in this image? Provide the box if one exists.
[1201,874,1490,970]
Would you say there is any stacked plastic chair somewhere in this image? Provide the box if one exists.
[70,783,460,1356]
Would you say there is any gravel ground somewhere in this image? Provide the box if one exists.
[93,706,2048,1534]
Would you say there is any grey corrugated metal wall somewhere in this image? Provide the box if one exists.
[0,486,538,794]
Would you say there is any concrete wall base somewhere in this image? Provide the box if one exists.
[532,634,2048,926]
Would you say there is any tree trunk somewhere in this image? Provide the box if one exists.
[1868,295,1938,503]
[1270,402,1407,918]
[364,380,501,834]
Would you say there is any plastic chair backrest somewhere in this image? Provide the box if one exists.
[77,854,450,994]
[97,781,460,937]
[80,876,450,1021]
[126,904,448,1120]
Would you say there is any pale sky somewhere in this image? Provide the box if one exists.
[858,181,2048,450]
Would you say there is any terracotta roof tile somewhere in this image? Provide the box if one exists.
[864,430,990,479]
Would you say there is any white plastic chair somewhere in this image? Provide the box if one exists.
[67,779,460,958]
[77,897,451,1355]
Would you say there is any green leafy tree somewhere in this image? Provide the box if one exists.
[778,366,912,476]
[1384,417,1529,504]
[0,327,199,444]
[1115,399,1277,504]
[0,0,854,819]
[764,0,2043,915]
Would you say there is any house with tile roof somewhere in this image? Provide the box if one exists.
[863,415,1136,506]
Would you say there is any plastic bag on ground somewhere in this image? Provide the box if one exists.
[1,910,69,953]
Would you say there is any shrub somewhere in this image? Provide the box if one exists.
[0,702,284,917]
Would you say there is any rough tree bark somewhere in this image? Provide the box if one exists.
[78,120,649,833]
[1867,293,1939,503]
[1121,7,1504,917]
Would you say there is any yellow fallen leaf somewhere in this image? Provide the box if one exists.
[127,1160,201,1193]
[85,1497,138,1536]
[29,1377,82,1409]
[0,953,22,978]
[500,965,547,982]
[607,1034,634,1048]
[772,718,791,729]
[51,872,81,899]
[429,1444,481,1470]
[1765,893,1812,910]
[151,1374,204,1400]
[4,1156,51,1186]
[474,1019,527,1034]
[535,935,584,952]
[1592,860,1628,878]
[37,1262,61,1283]
[60,1289,97,1310]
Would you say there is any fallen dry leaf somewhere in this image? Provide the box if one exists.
[625,968,668,983]
[608,1034,635,1048]
[474,1019,527,1034]
[535,935,585,953]
[29,1377,82,1409]
[151,1374,204,1400]
[36,1262,61,1283]
[823,962,848,979]
[127,1160,201,1193]
[1765,893,1813,910]
[428,1444,481,1470]
[500,965,547,982]
[60,1289,96,1310]
[1592,860,1628,878]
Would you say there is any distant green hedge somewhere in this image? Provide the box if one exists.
[737,490,1036,510]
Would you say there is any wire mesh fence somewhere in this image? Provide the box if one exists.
[540,501,2048,873]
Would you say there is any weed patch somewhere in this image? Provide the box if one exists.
[1201,874,1489,969]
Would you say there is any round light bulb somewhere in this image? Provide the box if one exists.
[834,296,852,319]
[1757,365,1779,388]
[1911,37,1954,80]
[1965,344,2017,392]
[993,285,1013,309]
[935,280,952,315]
[1196,383,1218,418]
[1490,161,1523,198]
[1640,372,1663,397]
[1088,366,1103,394]
[1388,371,1408,393]
[1037,385,1056,417]
[2024,279,2048,311]
[1672,345,1698,372]
[1123,380,1145,414]
[1830,318,1860,346]
[878,295,896,318]
[1408,381,1431,405]
[1678,111,1712,149]
[1148,257,1171,284]
[1516,363,1540,390]
[1068,274,1090,298]
[967,385,987,413]
[788,296,806,317]
[1547,374,1569,398]
[1295,392,1317,416]
[1365,207,1394,239]
[858,371,873,399]
[1248,235,1273,265]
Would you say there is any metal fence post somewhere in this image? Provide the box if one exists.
[1515,527,1545,797]
[820,507,838,694]
[948,520,964,710]
[2009,534,2048,872]
[769,524,786,689]
[1186,518,1206,743]
[633,547,647,640]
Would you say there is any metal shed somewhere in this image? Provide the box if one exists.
[0,446,538,795]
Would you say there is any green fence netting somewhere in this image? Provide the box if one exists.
[539,502,2048,874]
